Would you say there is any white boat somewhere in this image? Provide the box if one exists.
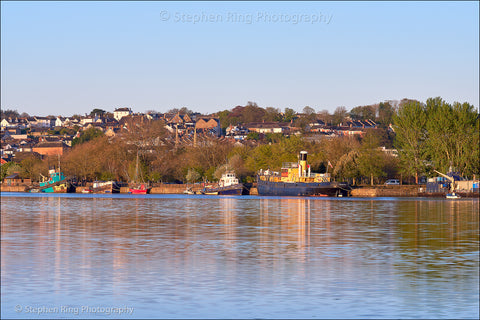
[202,171,244,195]
[446,192,461,199]
[183,187,195,195]
[433,170,462,200]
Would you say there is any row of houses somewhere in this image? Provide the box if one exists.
[225,119,379,140]
[1,108,223,162]
[1,106,381,163]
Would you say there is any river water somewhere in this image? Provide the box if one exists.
[1,193,479,319]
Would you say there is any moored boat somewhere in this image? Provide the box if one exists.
[203,171,244,195]
[257,151,350,197]
[446,192,461,199]
[82,187,94,194]
[129,184,150,194]
[128,151,150,194]
[183,187,195,195]
[91,180,121,193]
[30,168,73,193]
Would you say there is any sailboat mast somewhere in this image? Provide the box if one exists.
[135,151,139,183]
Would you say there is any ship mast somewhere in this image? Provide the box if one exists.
[134,150,139,183]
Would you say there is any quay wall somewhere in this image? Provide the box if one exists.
[0,185,28,192]
[2,183,477,198]
[119,184,203,194]
[351,186,420,197]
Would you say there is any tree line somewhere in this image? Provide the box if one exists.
[393,97,479,182]
[1,97,478,185]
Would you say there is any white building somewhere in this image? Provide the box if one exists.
[114,108,132,121]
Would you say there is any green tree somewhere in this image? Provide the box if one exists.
[377,102,394,127]
[283,108,297,122]
[265,133,284,143]
[333,150,361,185]
[349,105,376,121]
[393,100,427,183]
[246,132,260,140]
[263,107,282,122]
[71,127,104,147]
[19,154,44,180]
[217,110,232,129]
[425,97,479,177]
[0,109,20,120]
[356,132,386,185]
[90,108,106,117]
[1,162,19,181]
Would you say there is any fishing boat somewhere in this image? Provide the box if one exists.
[30,167,73,193]
[257,151,350,197]
[129,183,149,194]
[202,171,244,195]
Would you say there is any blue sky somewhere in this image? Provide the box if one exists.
[1,1,478,116]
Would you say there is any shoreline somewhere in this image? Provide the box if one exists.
[1,184,479,198]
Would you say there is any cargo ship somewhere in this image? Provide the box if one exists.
[257,151,350,197]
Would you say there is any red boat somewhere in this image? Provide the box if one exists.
[129,152,150,194]
[129,184,150,194]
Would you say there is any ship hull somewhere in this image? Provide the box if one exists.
[204,184,244,195]
[257,177,349,197]
[41,183,73,193]
[31,181,74,193]
[129,189,148,194]
[91,181,121,193]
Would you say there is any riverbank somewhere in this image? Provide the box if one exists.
[1,184,479,198]
[350,185,479,198]
[351,185,419,197]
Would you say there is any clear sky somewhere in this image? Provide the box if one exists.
[1,1,479,117]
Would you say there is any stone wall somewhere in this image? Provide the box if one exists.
[351,186,419,197]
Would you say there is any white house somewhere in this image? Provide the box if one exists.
[55,116,68,127]
[0,118,12,128]
[30,116,55,128]
[114,108,132,121]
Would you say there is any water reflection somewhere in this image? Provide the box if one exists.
[1,195,478,319]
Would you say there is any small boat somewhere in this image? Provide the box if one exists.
[128,151,150,194]
[129,184,150,194]
[433,170,462,200]
[446,192,461,199]
[82,187,94,194]
[203,171,244,195]
[184,187,195,195]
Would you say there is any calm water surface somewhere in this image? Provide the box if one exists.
[1,193,479,319]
